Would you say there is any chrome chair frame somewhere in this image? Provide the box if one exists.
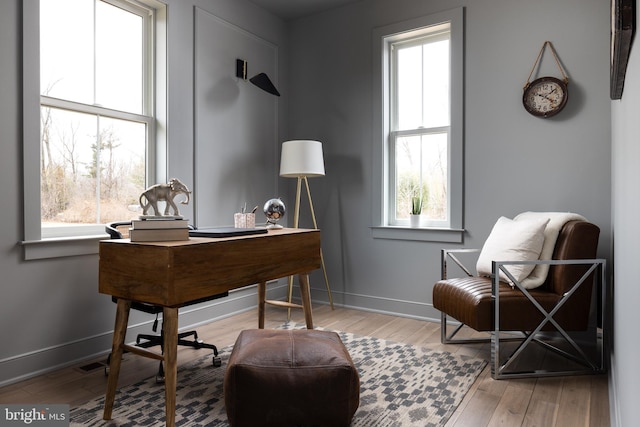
[439,248,607,379]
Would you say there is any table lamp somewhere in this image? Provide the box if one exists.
[280,140,334,310]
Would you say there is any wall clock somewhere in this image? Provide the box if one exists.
[522,76,568,118]
[522,41,569,118]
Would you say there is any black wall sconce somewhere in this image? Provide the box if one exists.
[236,59,280,97]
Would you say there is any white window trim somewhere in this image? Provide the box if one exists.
[21,0,167,260]
[371,7,464,243]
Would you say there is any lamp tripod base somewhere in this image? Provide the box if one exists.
[284,176,334,320]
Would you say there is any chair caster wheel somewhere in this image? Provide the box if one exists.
[104,366,110,376]
[213,356,222,367]
[156,374,165,384]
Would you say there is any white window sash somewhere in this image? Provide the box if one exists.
[388,127,451,228]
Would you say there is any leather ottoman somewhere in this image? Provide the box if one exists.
[224,329,360,427]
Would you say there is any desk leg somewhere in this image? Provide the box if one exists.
[163,307,178,427]
[298,274,314,329]
[103,299,131,420]
[257,281,267,329]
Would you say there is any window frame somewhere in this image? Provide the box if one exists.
[371,7,464,243]
[22,0,166,259]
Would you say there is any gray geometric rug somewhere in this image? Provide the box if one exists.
[71,324,486,426]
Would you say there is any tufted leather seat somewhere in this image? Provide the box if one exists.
[224,329,360,427]
[433,221,599,332]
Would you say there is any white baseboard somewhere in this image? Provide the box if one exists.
[305,286,442,323]
[608,356,620,427]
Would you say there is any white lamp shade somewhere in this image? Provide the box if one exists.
[279,140,325,177]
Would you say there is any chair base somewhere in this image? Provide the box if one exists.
[136,330,217,351]
[105,329,221,381]
[441,312,605,379]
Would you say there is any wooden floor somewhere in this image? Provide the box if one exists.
[0,304,610,426]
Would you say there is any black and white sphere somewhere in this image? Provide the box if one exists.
[263,198,285,228]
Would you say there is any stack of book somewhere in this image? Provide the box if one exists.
[129,218,190,242]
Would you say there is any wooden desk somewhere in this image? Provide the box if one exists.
[99,228,321,427]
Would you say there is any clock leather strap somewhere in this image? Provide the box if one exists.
[524,41,569,89]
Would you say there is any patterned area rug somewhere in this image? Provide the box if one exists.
[71,324,486,426]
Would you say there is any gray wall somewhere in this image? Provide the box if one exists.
[611,4,640,426]
[288,0,612,321]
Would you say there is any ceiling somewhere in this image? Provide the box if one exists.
[247,0,361,20]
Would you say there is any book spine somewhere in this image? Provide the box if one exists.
[131,219,189,230]
[129,228,190,242]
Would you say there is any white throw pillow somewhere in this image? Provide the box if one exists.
[514,211,586,289]
[476,216,550,285]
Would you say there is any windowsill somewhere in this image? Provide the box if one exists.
[21,234,109,260]
[371,226,465,243]
[21,227,465,259]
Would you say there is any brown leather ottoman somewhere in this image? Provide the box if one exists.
[224,329,360,427]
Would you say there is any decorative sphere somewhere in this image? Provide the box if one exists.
[263,198,286,228]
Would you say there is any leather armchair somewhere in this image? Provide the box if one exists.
[432,220,606,379]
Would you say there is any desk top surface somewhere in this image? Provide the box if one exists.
[100,227,318,247]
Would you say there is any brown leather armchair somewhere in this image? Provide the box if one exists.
[432,220,606,379]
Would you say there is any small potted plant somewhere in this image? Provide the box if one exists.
[409,196,422,227]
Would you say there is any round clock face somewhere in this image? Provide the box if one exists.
[522,76,568,118]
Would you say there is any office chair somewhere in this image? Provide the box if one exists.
[104,221,226,382]
[433,216,606,379]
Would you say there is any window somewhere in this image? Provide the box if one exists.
[391,27,450,226]
[372,8,464,242]
[39,0,153,238]
[22,0,166,258]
